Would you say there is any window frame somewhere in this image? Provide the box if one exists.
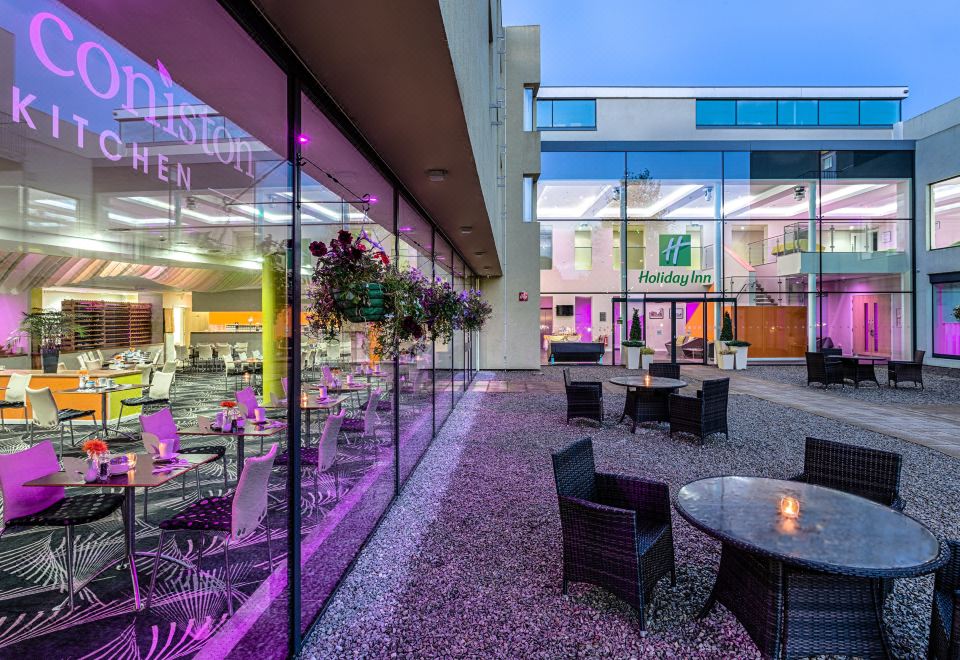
[930,272,960,359]
[929,174,960,250]
[536,98,597,131]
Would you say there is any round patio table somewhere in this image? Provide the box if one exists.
[609,375,686,433]
[674,476,945,659]
[838,355,888,388]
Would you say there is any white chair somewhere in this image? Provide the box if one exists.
[275,412,344,519]
[322,365,334,385]
[215,343,233,359]
[234,342,248,353]
[147,443,278,615]
[222,354,244,392]
[26,387,96,456]
[117,371,174,430]
[342,388,382,452]
[0,373,31,428]
[252,350,263,360]
[77,355,88,370]
[196,344,214,360]
[86,359,102,371]
[137,365,153,385]
[56,362,68,373]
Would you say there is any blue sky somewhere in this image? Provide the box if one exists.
[502,0,960,118]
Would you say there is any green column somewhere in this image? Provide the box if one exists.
[262,253,285,405]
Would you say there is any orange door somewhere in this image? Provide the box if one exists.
[852,295,891,356]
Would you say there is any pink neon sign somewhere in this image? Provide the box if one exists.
[12,10,259,191]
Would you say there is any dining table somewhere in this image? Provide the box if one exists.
[24,451,219,610]
[179,418,287,467]
[674,475,946,659]
[267,393,348,445]
[608,375,687,432]
[60,382,144,440]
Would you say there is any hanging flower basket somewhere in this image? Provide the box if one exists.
[334,282,386,322]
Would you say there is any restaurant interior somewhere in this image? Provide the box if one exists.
[0,1,476,656]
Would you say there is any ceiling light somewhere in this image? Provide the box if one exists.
[427,169,448,182]
[460,226,473,234]
[297,134,310,144]
[473,251,486,256]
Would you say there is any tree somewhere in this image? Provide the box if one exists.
[629,308,642,342]
[719,311,734,342]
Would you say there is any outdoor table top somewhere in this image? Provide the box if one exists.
[608,376,687,390]
[674,476,945,578]
[838,355,889,363]
[179,420,287,437]
[23,452,218,489]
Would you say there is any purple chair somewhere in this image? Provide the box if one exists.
[276,411,345,518]
[141,408,228,503]
[235,387,260,419]
[0,441,125,609]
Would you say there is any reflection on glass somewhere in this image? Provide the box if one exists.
[930,176,960,249]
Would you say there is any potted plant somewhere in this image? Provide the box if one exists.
[457,288,493,333]
[622,308,645,369]
[727,339,751,370]
[18,309,83,373]
[421,277,462,343]
[373,267,429,360]
[717,345,737,370]
[307,230,389,337]
[639,345,655,370]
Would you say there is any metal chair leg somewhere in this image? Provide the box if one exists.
[64,525,76,610]
[59,425,64,457]
[115,402,125,433]
[146,529,165,610]
[313,467,320,521]
[68,420,76,447]
[197,534,205,571]
[195,468,201,500]
[264,520,274,571]
[223,538,234,616]
[222,455,228,491]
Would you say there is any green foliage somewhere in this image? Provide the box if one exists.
[623,308,645,347]
[18,310,83,351]
[639,346,655,355]
[719,311,734,342]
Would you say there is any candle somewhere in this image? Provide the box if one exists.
[318,385,328,400]
[157,442,168,459]
[301,392,308,407]
[780,496,800,519]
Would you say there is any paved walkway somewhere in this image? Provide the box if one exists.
[473,366,960,460]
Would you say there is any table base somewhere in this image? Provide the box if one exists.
[619,388,672,432]
[700,543,890,659]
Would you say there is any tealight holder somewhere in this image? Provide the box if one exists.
[780,496,800,519]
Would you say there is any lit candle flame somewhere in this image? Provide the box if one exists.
[780,496,800,519]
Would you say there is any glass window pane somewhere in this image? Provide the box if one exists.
[696,100,735,125]
[522,176,535,222]
[778,100,818,126]
[536,99,553,128]
[931,175,960,249]
[934,282,960,357]
[539,225,553,269]
[523,88,535,131]
[551,100,596,128]
[819,100,859,125]
[860,100,900,125]
[736,100,777,126]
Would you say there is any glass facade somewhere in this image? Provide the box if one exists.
[538,148,914,363]
[695,99,901,127]
[0,1,476,657]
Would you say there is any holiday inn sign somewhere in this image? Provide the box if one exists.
[637,233,712,287]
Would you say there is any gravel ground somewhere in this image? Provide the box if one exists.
[302,366,959,659]
[749,363,960,406]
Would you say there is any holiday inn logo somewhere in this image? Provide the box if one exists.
[659,234,692,267]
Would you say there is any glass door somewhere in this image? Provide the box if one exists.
[669,300,707,364]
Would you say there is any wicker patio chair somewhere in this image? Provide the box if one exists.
[929,539,960,660]
[668,378,729,444]
[805,351,843,388]
[550,437,675,630]
[562,368,603,426]
[648,362,680,379]
[791,436,905,601]
[887,349,925,389]
[790,436,905,510]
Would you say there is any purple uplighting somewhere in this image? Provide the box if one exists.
[399,226,413,232]
[297,134,310,144]
[365,194,379,205]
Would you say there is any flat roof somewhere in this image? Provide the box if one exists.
[539,86,909,100]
